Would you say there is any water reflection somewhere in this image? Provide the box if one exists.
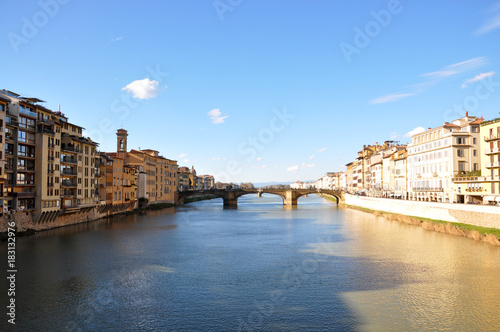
[1,195,499,331]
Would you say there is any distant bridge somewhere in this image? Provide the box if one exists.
[175,189,344,206]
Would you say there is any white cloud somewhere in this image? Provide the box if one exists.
[122,78,160,100]
[183,158,189,163]
[110,36,123,42]
[308,148,328,160]
[256,157,262,161]
[462,71,496,88]
[404,126,426,137]
[208,109,229,124]
[390,132,399,140]
[475,2,500,35]
[286,165,299,173]
[371,93,415,104]
[370,57,488,104]
[301,163,315,168]
[178,153,188,158]
[211,157,226,161]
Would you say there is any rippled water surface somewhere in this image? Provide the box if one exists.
[1,195,500,331]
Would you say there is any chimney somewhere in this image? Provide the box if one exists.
[465,111,469,117]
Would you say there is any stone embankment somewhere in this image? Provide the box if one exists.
[344,194,500,246]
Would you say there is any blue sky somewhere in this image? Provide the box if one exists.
[2,0,500,183]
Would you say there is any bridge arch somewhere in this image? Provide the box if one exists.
[175,189,343,206]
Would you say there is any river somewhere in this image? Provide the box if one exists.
[1,194,500,331]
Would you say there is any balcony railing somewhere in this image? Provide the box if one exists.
[47,182,54,187]
[412,187,444,192]
[61,157,77,165]
[48,156,55,162]
[61,181,77,188]
[485,135,500,142]
[485,147,500,155]
[61,169,77,176]
[6,119,18,127]
[20,108,37,118]
[485,162,500,168]
[61,145,80,153]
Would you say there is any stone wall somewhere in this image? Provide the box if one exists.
[0,203,134,233]
[345,194,500,229]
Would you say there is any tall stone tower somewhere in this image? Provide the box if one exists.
[117,129,128,159]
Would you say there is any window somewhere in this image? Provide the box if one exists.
[457,149,464,157]
[458,161,465,171]
[473,150,477,157]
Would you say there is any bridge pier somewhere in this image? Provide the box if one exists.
[223,191,238,207]
[257,191,262,198]
[283,190,299,206]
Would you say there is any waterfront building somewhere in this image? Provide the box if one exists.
[177,167,191,191]
[116,130,178,205]
[480,118,500,204]
[452,117,500,204]
[0,89,100,221]
[0,95,8,214]
[407,113,482,203]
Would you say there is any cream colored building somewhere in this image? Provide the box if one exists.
[407,113,482,203]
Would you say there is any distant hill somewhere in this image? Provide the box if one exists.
[252,180,315,188]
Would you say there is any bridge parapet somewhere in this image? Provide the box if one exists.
[175,188,343,206]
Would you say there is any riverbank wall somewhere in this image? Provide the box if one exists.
[345,194,500,228]
[344,194,500,246]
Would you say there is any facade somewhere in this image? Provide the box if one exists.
[407,113,482,203]
[114,130,178,205]
[0,89,100,220]
[481,118,500,203]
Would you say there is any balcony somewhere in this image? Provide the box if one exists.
[485,162,500,168]
[61,169,77,176]
[48,155,55,162]
[485,147,500,155]
[412,187,444,192]
[16,191,36,198]
[48,169,55,175]
[61,180,77,188]
[61,145,80,153]
[6,119,18,127]
[452,176,483,182]
[18,152,35,159]
[18,123,36,131]
[485,135,500,142]
[61,157,77,165]
[20,107,37,118]
[47,182,54,187]
[48,143,55,149]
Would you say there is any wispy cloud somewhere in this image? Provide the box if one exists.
[256,157,263,161]
[475,2,500,35]
[371,93,415,105]
[211,157,226,161]
[370,57,488,104]
[178,153,188,158]
[208,109,229,124]
[122,78,161,100]
[404,126,426,137]
[462,71,496,88]
[301,163,315,168]
[389,132,399,140]
[110,36,123,42]
[286,165,299,173]
[308,147,328,160]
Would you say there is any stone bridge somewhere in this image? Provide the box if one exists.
[175,189,344,207]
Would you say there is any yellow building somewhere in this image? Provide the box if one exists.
[408,113,482,203]
[456,117,500,204]
[112,129,178,205]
